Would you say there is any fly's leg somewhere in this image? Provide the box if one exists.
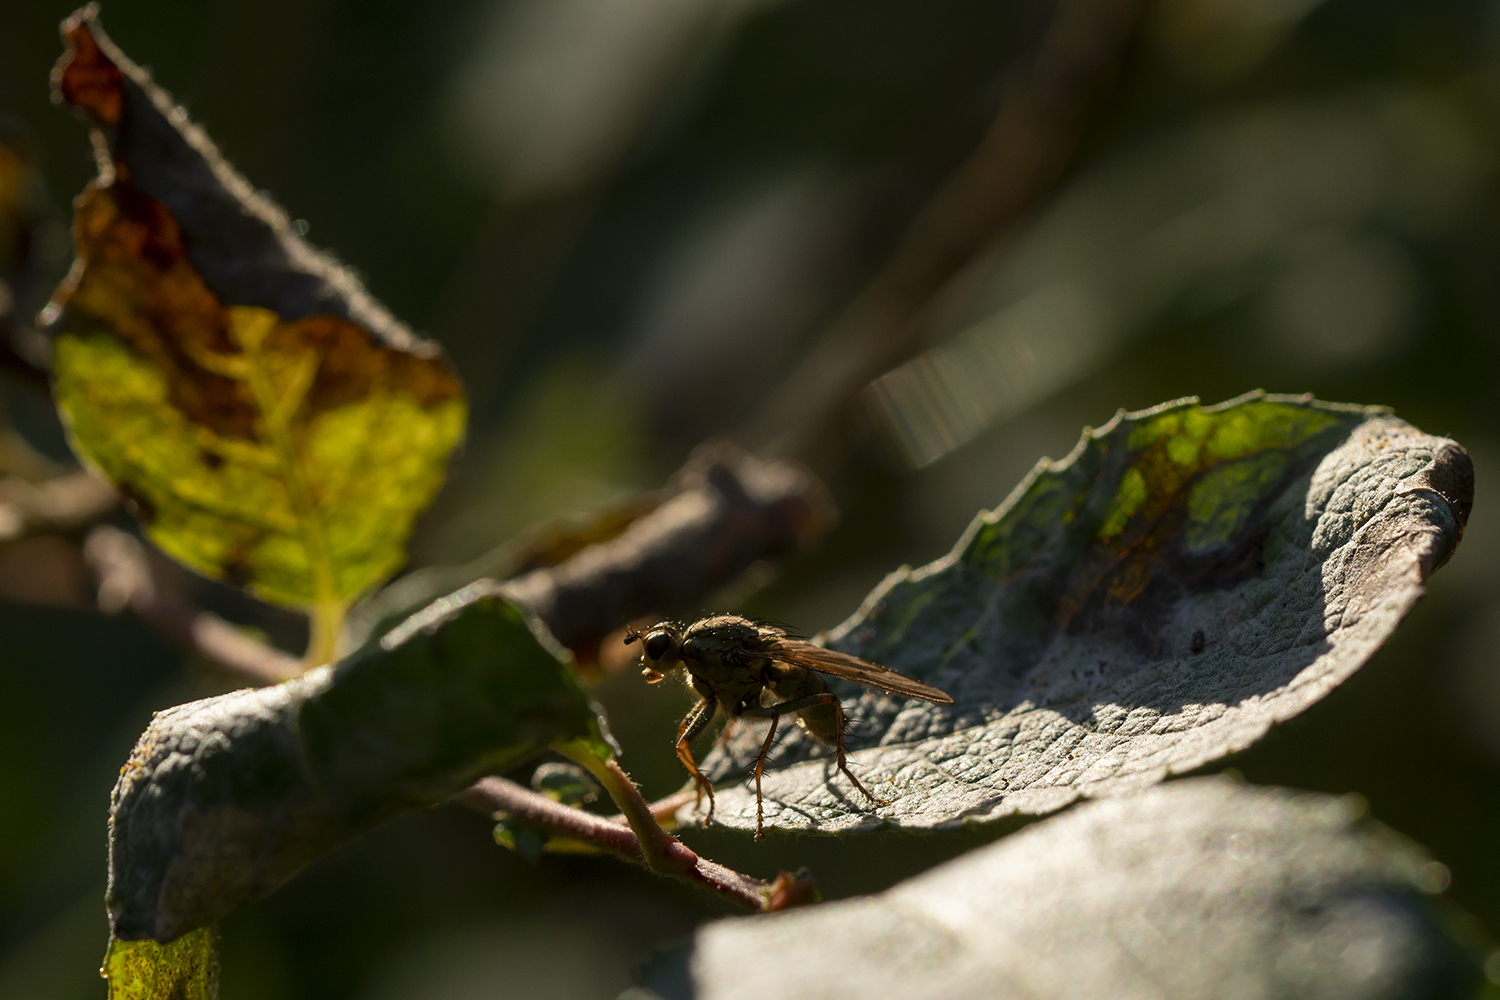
[737,706,782,840]
[675,699,717,824]
[743,693,886,839]
[801,691,886,809]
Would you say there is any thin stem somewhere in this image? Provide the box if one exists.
[85,525,304,684]
[556,741,684,874]
[457,775,812,912]
[305,597,347,669]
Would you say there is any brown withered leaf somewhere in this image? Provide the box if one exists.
[44,9,466,621]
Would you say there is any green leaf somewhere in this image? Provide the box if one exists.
[107,585,611,942]
[699,393,1472,833]
[642,779,1483,1000]
[47,13,465,621]
[102,928,216,1000]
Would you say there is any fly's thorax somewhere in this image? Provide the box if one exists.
[682,647,766,710]
[679,647,738,685]
[682,615,765,656]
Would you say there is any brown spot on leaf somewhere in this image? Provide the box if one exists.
[1061,448,1311,658]
[117,483,156,524]
[59,180,260,439]
[276,314,463,414]
[55,16,124,127]
[222,554,252,591]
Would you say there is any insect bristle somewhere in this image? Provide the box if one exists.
[746,616,803,640]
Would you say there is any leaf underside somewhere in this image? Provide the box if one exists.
[698,393,1472,833]
[649,779,1478,1000]
[47,13,465,610]
[106,589,610,943]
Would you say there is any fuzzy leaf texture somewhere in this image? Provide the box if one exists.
[699,393,1472,833]
[45,10,466,610]
[642,779,1481,999]
[106,586,611,944]
[102,929,216,1000]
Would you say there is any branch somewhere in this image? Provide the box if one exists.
[0,327,52,393]
[84,440,831,687]
[502,441,830,663]
[457,776,815,912]
[84,525,303,684]
[0,468,118,543]
[351,440,834,666]
[748,0,1145,467]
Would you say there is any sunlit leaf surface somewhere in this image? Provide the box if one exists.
[102,927,216,1000]
[699,393,1472,833]
[106,588,610,942]
[645,779,1480,1000]
[46,12,466,612]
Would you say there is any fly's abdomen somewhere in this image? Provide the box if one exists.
[766,664,839,743]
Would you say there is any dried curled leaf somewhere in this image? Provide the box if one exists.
[107,587,610,943]
[44,10,466,611]
[699,393,1472,833]
[102,928,216,1000]
[643,779,1480,1000]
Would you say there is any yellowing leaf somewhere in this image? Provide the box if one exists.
[102,928,216,1000]
[47,13,466,626]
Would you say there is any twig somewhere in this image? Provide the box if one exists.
[457,775,812,912]
[351,440,834,665]
[502,442,830,664]
[0,468,118,543]
[78,443,834,691]
[748,0,1144,468]
[0,331,52,393]
[83,525,303,684]
[557,741,684,873]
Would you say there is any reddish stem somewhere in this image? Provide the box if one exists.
[457,776,812,912]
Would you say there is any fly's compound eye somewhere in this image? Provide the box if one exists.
[643,630,673,662]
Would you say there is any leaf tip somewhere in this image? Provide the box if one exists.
[55,6,122,125]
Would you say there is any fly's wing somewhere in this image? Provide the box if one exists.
[767,638,954,704]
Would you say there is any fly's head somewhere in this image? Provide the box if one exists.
[624,621,683,683]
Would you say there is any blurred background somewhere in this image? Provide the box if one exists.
[2,0,1498,996]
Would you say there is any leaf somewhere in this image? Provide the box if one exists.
[640,779,1482,1000]
[697,393,1472,833]
[102,928,216,1000]
[44,11,466,615]
[106,585,612,943]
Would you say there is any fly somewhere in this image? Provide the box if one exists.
[625,614,953,838]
